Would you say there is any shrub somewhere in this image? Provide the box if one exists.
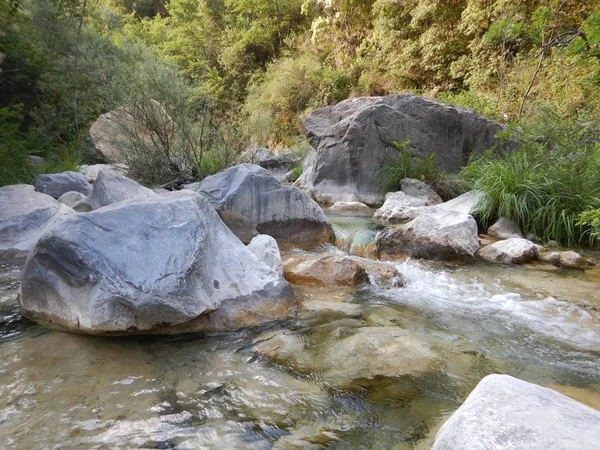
[461,112,600,246]
[378,141,464,201]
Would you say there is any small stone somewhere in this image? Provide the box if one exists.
[58,191,86,208]
[539,251,561,266]
[560,251,594,270]
[479,238,538,264]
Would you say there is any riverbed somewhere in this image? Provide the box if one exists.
[1,213,599,449]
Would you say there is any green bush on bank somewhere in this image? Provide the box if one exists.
[461,111,600,247]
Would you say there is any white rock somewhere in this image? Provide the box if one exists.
[480,238,538,264]
[437,190,486,215]
[248,234,283,275]
[376,209,480,261]
[373,191,428,223]
[430,374,600,450]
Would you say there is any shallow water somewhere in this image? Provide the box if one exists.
[1,217,600,449]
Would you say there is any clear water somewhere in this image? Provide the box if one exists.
[1,217,599,449]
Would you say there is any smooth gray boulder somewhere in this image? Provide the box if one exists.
[299,94,508,205]
[400,178,443,205]
[437,190,486,215]
[0,185,74,261]
[238,148,291,182]
[376,209,479,261]
[89,170,155,210]
[430,374,600,450]
[34,171,92,198]
[58,191,86,208]
[373,191,428,223]
[247,235,283,275]
[187,164,334,248]
[487,217,523,239]
[480,238,538,264]
[72,197,93,212]
[19,191,296,335]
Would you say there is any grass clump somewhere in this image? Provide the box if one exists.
[378,141,464,201]
[461,111,600,246]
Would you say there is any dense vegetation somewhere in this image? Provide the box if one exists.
[1,0,600,244]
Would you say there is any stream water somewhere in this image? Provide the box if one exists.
[1,213,599,449]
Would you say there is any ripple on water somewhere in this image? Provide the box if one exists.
[1,246,600,448]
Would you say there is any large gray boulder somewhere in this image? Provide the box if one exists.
[430,374,600,450]
[89,170,155,210]
[238,148,291,182]
[34,171,92,198]
[19,191,296,335]
[187,164,334,248]
[376,209,479,261]
[298,94,507,205]
[0,185,74,261]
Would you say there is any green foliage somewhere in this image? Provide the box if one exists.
[378,141,463,201]
[461,112,600,246]
[0,105,46,186]
[577,210,600,240]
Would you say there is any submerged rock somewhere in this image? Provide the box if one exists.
[376,209,479,261]
[282,254,405,289]
[297,94,507,205]
[329,201,371,213]
[0,185,74,261]
[400,178,443,205]
[320,327,439,384]
[247,234,283,275]
[254,330,314,372]
[479,238,538,264]
[89,170,155,210]
[487,217,523,240]
[430,374,600,450]
[188,164,334,248]
[34,171,92,199]
[19,191,296,334]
